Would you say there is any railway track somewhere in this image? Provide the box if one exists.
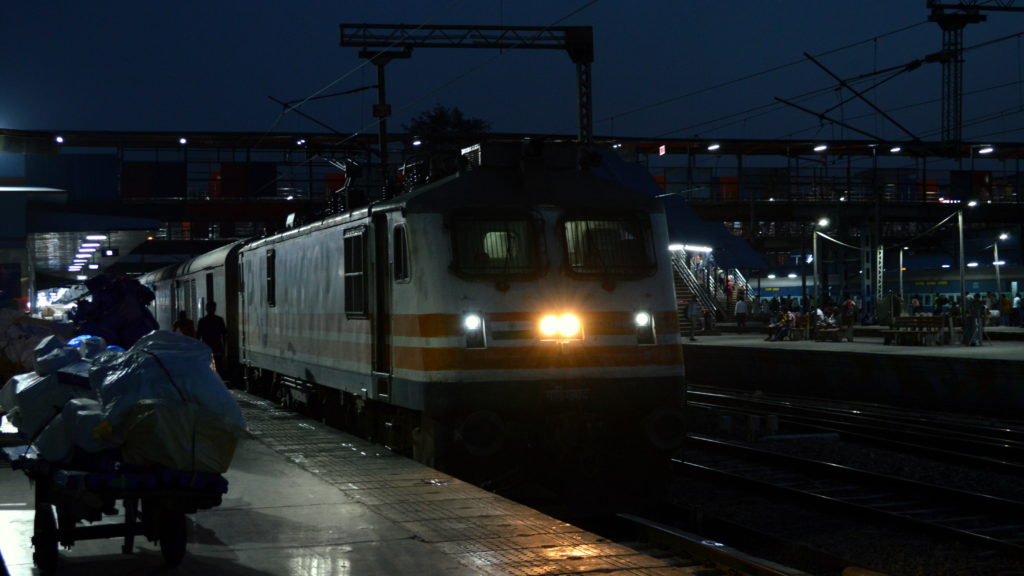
[678,434,1024,558]
[687,385,1024,474]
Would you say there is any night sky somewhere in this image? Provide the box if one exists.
[3,2,1023,142]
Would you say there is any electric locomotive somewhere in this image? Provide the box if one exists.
[146,141,686,503]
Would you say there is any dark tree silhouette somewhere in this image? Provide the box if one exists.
[402,104,490,148]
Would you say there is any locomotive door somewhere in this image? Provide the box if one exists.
[372,214,392,389]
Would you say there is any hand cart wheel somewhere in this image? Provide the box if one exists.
[159,509,187,567]
[32,503,58,576]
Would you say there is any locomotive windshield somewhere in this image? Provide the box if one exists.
[564,216,655,277]
[451,217,540,277]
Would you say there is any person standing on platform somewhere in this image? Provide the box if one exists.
[172,310,196,338]
[197,301,228,379]
[734,295,749,332]
[840,294,857,342]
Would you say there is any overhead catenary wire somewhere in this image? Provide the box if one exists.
[251,1,603,196]
[602,19,931,130]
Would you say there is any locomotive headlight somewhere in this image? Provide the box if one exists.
[635,310,656,345]
[463,313,486,348]
[539,313,582,340]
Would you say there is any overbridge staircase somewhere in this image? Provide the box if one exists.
[670,252,755,335]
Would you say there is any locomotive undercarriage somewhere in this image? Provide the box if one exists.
[241,366,683,514]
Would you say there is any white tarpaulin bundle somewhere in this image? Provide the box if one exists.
[1,330,246,474]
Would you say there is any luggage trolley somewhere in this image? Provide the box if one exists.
[8,448,227,575]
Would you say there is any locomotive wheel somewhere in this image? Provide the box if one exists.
[159,510,187,567]
[32,504,58,576]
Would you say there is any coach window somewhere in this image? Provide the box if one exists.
[266,248,276,307]
[344,229,367,315]
[393,225,410,283]
[564,215,655,277]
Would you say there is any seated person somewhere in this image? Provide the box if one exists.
[765,310,786,341]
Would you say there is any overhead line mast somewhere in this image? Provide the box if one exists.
[926,1,1024,145]
[339,24,595,187]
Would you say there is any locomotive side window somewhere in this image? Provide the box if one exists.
[344,230,367,315]
[452,218,538,277]
[393,225,410,283]
[266,248,276,307]
[564,217,655,277]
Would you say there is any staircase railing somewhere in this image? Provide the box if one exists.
[670,252,718,317]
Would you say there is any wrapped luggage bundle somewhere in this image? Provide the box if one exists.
[1,330,246,474]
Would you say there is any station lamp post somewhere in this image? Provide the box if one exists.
[811,218,829,307]
[898,246,908,300]
[957,200,978,343]
[993,232,1008,294]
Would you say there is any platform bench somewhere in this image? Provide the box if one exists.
[814,327,841,342]
[881,316,949,346]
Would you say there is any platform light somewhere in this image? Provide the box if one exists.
[814,144,828,152]
[941,264,951,269]
[967,262,979,268]
[787,273,798,278]
[76,275,88,281]
[890,146,902,153]
[707,143,721,151]
[80,242,101,248]
[55,135,64,144]
[103,248,119,257]
[78,247,96,253]
[179,137,188,145]
[85,235,107,241]
[87,263,100,270]
[978,146,994,155]
[767,273,776,279]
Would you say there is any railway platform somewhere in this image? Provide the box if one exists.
[682,324,1024,419]
[0,392,710,576]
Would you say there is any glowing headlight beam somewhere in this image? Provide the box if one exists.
[539,314,581,339]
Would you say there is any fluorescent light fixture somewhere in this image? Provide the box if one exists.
[890,146,901,153]
[941,264,951,269]
[994,260,1006,266]
[707,143,720,151]
[179,137,187,145]
[55,136,64,144]
[76,275,88,281]
[80,242,101,248]
[681,244,712,253]
[967,262,979,268]
[978,146,994,154]
[814,144,828,152]
[787,273,798,278]
[767,274,776,279]
[85,235,107,241]
[78,247,96,253]
[87,263,100,270]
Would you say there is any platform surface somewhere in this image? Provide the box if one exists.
[0,392,703,576]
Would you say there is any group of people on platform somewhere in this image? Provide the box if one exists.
[755,294,858,342]
[736,290,1024,345]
